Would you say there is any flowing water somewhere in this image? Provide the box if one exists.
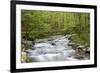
[26,35,86,62]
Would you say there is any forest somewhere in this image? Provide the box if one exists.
[21,10,90,63]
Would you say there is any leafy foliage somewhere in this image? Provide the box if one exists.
[21,10,90,46]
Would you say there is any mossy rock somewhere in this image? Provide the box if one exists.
[21,52,29,63]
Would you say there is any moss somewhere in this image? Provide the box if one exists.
[70,34,90,46]
[21,52,30,63]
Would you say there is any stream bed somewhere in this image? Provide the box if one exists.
[25,35,89,62]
